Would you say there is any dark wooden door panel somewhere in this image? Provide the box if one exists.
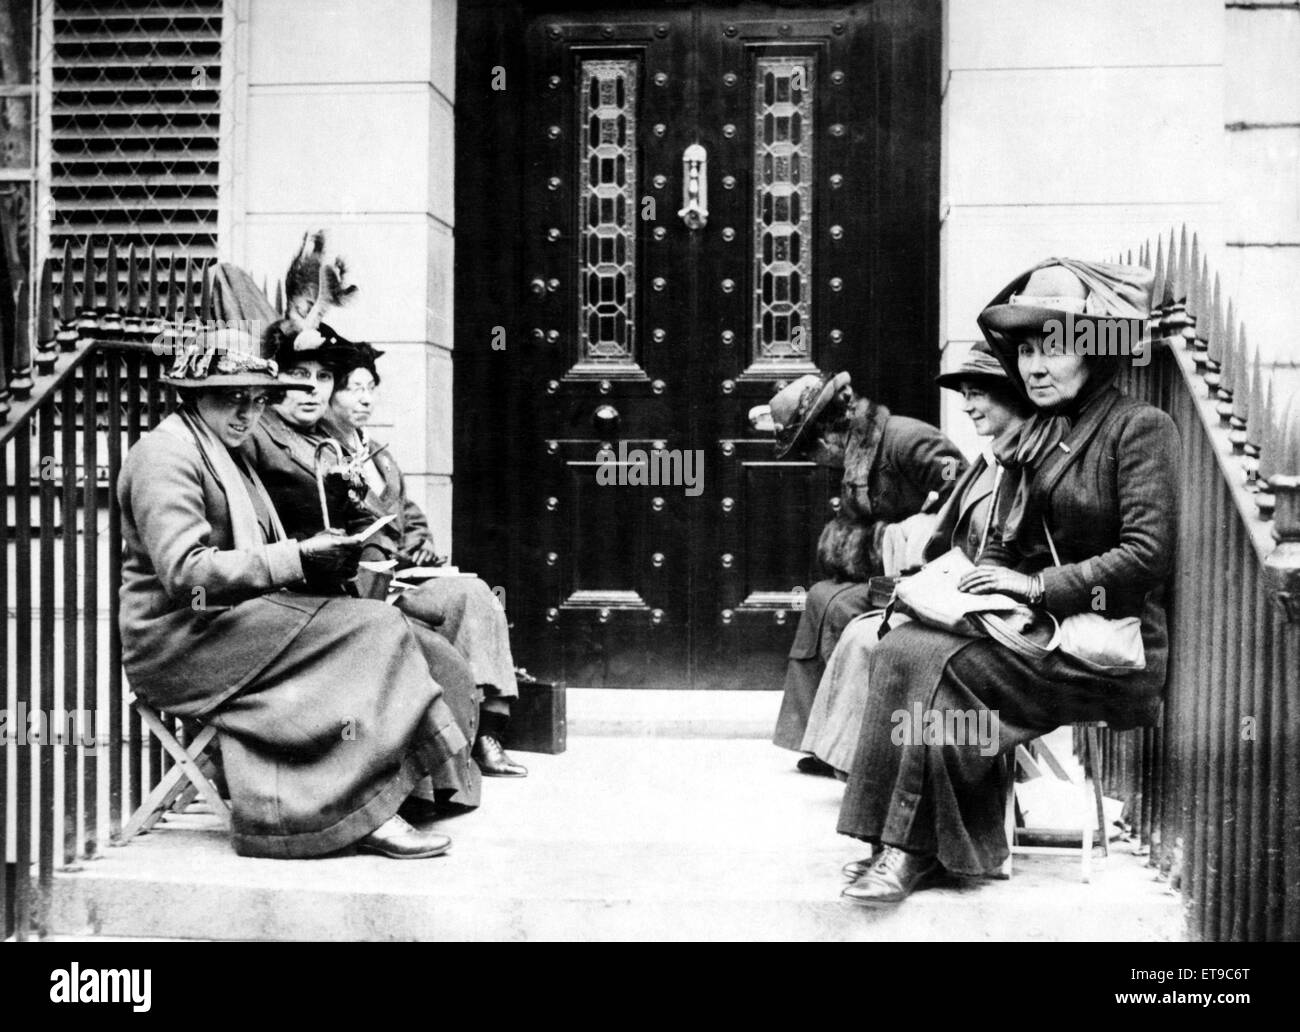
[454,1,940,689]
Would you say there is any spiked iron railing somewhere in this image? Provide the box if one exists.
[1,237,245,940]
[1097,227,1300,942]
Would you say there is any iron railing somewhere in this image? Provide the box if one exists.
[1102,227,1300,942]
[1,233,1298,940]
[2,239,198,940]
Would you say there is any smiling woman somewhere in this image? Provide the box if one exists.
[192,388,273,448]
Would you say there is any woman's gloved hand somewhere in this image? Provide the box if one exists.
[403,537,441,566]
[299,529,363,582]
[958,565,1034,602]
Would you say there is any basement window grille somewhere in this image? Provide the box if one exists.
[50,0,224,281]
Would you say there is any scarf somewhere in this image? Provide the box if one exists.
[157,409,289,550]
[990,366,1117,546]
[840,397,890,514]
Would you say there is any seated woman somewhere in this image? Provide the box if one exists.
[837,260,1177,907]
[119,329,468,859]
[319,335,527,778]
[800,341,1031,782]
[762,372,967,775]
[241,323,486,807]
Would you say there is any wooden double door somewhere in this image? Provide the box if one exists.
[454,1,940,689]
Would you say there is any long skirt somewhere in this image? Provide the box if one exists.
[800,610,887,773]
[396,577,518,700]
[204,598,470,858]
[836,621,1159,876]
[407,622,482,809]
[772,580,875,751]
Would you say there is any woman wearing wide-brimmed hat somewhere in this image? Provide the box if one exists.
[319,334,529,778]
[838,259,1179,907]
[759,372,968,773]
[800,341,1032,782]
[117,324,470,859]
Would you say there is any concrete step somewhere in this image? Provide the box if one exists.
[47,736,1186,942]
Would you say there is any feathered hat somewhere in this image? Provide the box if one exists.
[264,229,358,369]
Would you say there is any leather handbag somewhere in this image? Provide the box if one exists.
[1038,518,1146,675]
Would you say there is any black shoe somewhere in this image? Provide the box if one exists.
[473,734,529,777]
[841,846,882,881]
[841,846,939,907]
[796,755,837,778]
[355,815,451,859]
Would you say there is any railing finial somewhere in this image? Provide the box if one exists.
[34,258,57,376]
[58,240,78,352]
[1176,224,1189,302]
[78,236,97,333]
[1187,233,1201,321]
[1151,235,1166,335]
[164,255,179,323]
[1246,332,1266,459]
[8,278,34,399]
[181,253,196,327]
[102,240,122,333]
[199,260,213,326]
[145,246,160,322]
[1258,372,1279,513]
[125,243,140,325]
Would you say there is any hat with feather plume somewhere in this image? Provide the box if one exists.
[263,229,358,369]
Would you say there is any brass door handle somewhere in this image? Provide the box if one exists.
[678,143,708,230]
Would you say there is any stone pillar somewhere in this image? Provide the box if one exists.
[222,0,457,550]
[1222,0,1300,365]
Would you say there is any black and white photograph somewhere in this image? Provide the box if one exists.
[0,0,1296,963]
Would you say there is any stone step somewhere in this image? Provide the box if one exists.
[47,736,1186,942]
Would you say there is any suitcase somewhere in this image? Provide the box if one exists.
[504,676,567,755]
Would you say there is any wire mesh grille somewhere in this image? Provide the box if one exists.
[50,0,223,267]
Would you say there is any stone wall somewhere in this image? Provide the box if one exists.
[939,0,1226,457]
[220,0,457,550]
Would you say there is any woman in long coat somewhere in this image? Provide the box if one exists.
[119,331,469,859]
[763,373,967,773]
[838,260,1178,906]
[239,324,485,807]
[317,335,528,777]
[801,342,1030,778]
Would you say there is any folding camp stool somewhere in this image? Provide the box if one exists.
[116,695,230,844]
[1001,722,1108,882]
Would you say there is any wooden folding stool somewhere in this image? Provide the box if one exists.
[117,695,230,844]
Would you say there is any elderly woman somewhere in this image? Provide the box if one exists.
[318,334,527,778]
[241,322,485,806]
[837,260,1178,907]
[800,342,1031,782]
[118,331,469,859]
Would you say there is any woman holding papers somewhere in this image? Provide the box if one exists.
[319,335,528,779]
[837,260,1178,907]
[118,327,469,859]
[240,236,484,807]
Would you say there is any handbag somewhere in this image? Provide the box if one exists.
[1038,518,1146,675]
[971,517,1145,674]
